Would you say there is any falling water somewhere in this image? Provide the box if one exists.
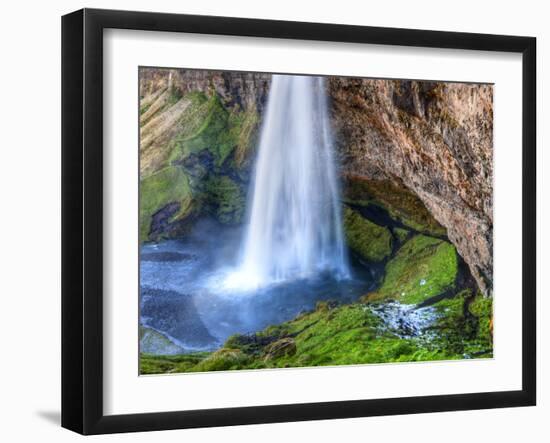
[225,75,349,289]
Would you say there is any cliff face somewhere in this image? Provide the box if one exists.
[138,68,493,296]
[140,69,270,177]
[140,68,271,109]
[138,69,270,242]
[329,79,493,295]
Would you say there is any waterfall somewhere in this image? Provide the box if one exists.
[225,74,349,289]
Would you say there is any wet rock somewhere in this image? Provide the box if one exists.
[148,202,195,242]
[140,287,216,350]
[369,302,439,339]
[139,166,194,242]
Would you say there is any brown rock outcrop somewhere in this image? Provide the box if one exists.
[139,68,270,112]
[328,78,493,295]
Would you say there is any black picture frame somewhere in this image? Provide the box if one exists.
[61,8,537,435]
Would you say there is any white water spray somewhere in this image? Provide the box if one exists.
[224,75,349,290]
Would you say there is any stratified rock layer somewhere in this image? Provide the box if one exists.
[329,79,493,295]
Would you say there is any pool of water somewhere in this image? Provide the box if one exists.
[139,221,378,354]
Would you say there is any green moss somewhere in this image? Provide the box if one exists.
[204,175,246,224]
[343,207,393,262]
[342,176,446,236]
[166,86,183,107]
[428,289,493,357]
[165,92,211,162]
[140,352,211,375]
[168,94,246,169]
[468,293,493,346]
[141,300,474,374]
[188,349,251,372]
[221,303,459,368]
[140,285,493,374]
[368,235,458,304]
[140,102,152,116]
[139,166,192,242]
[428,290,473,355]
[232,108,260,172]
[394,227,410,243]
[138,90,259,240]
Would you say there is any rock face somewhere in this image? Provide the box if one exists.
[138,68,270,242]
[329,79,493,295]
[140,68,271,113]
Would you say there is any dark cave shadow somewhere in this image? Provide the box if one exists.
[35,410,61,426]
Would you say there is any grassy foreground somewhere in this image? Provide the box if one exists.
[140,289,492,374]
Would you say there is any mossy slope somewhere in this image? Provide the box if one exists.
[139,166,192,242]
[167,94,250,169]
[204,176,246,224]
[139,88,260,242]
[366,235,458,305]
[343,207,393,262]
[343,175,446,237]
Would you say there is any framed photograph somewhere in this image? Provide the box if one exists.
[62,8,536,435]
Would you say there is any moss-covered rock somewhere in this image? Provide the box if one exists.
[140,91,205,177]
[343,207,393,262]
[167,94,259,172]
[468,293,493,346]
[263,337,297,360]
[429,290,493,357]
[394,227,410,243]
[139,166,193,242]
[204,175,246,224]
[167,95,234,168]
[343,175,446,237]
[366,235,458,304]
[190,348,251,372]
[138,87,260,242]
[232,108,260,175]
